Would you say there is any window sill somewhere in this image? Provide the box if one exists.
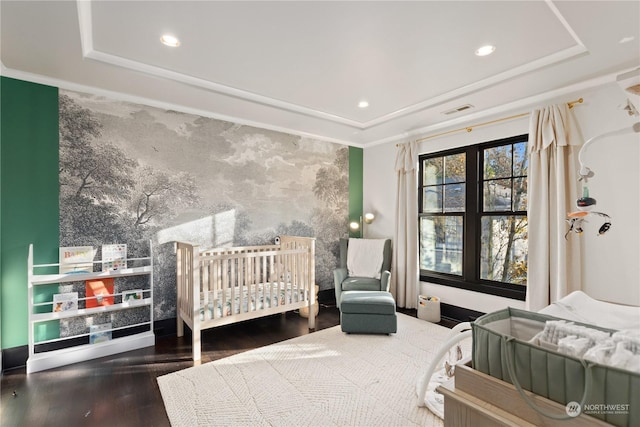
[419,274,526,301]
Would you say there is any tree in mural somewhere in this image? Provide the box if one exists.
[313,146,349,214]
[60,95,201,242]
[59,94,137,247]
[311,146,349,289]
[276,220,314,238]
[59,94,202,319]
[130,166,200,227]
[59,95,136,203]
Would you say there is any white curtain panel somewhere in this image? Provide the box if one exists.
[527,104,582,311]
[393,141,419,308]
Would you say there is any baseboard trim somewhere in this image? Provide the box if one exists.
[440,303,485,323]
[2,318,177,372]
[1,345,29,373]
[318,288,336,306]
[153,317,177,338]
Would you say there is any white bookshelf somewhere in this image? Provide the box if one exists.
[27,243,155,374]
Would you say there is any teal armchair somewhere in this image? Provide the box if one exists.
[334,238,392,308]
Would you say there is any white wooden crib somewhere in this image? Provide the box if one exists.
[175,236,316,361]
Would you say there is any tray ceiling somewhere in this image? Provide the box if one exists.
[1,1,639,146]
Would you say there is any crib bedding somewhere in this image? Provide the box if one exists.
[199,283,308,320]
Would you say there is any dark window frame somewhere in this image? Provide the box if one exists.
[418,134,528,300]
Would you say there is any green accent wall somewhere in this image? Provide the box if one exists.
[1,77,59,349]
[348,146,363,238]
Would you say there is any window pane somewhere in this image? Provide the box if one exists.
[423,186,442,212]
[444,153,466,183]
[423,158,443,186]
[484,179,512,211]
[513,177,527,211]
[480,215,528,285]
[444,183,465,212]
[484,145,512,179]
[513,142,528,176]
[420,216,463,275]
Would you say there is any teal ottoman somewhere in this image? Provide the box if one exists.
[340,291,397,334]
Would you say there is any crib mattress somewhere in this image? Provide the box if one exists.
[199,283,308,320]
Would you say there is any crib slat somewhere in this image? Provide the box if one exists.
[267,254,273,308]
[191,245,201,361]
[254,254,258,310]
[229,254,234,316]
[235,256,242,315]
[213,258,217,319]
[220,260,231,317]
[176,244,185,337]
[203,260,209,321]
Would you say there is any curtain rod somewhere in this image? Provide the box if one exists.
[397,97,584,146]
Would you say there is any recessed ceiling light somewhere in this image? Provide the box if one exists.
[475,45,496,57]
[160,34,180,47]
[619,36,635,44]
[358,100,369,108]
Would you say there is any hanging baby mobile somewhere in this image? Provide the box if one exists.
[566,121,640,239]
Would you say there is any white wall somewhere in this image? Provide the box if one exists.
[570,83,640,305]
[363,81,640,314]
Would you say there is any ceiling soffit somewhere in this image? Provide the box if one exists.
[79,0,585,131]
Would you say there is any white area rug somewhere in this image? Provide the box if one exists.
[158,313,450,426]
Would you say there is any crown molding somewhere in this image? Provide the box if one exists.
[0,65,363,148]
[4,62,635,150]
[74,0,588,131]
[366,68,630,148]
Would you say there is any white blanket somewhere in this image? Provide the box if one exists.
[347,238,385,279]
[538,291,640,330]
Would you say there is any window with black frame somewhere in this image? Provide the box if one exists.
[418,134,528,299]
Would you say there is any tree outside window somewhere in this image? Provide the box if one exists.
[418,135,528,300]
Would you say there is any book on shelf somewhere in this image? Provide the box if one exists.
[101,243,127,272]
[89,323,112,344]
[59,246,96,274]
[86,278,115,308]
[122,289,144,305]
[52,292,78,312]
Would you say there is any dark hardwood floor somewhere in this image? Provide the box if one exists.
[1,306,452,427]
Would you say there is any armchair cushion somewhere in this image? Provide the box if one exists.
[342,277,383,292]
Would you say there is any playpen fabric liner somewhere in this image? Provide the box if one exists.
[472,307,639,426]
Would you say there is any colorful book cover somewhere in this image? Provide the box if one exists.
[59,246,96,274]
[86,278,115,308]
[101,244,127,272]
[89,323,112,344]
[52,292,78,312]
[122,289,144,305]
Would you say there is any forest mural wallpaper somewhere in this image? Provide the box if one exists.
[58,89,349,326]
